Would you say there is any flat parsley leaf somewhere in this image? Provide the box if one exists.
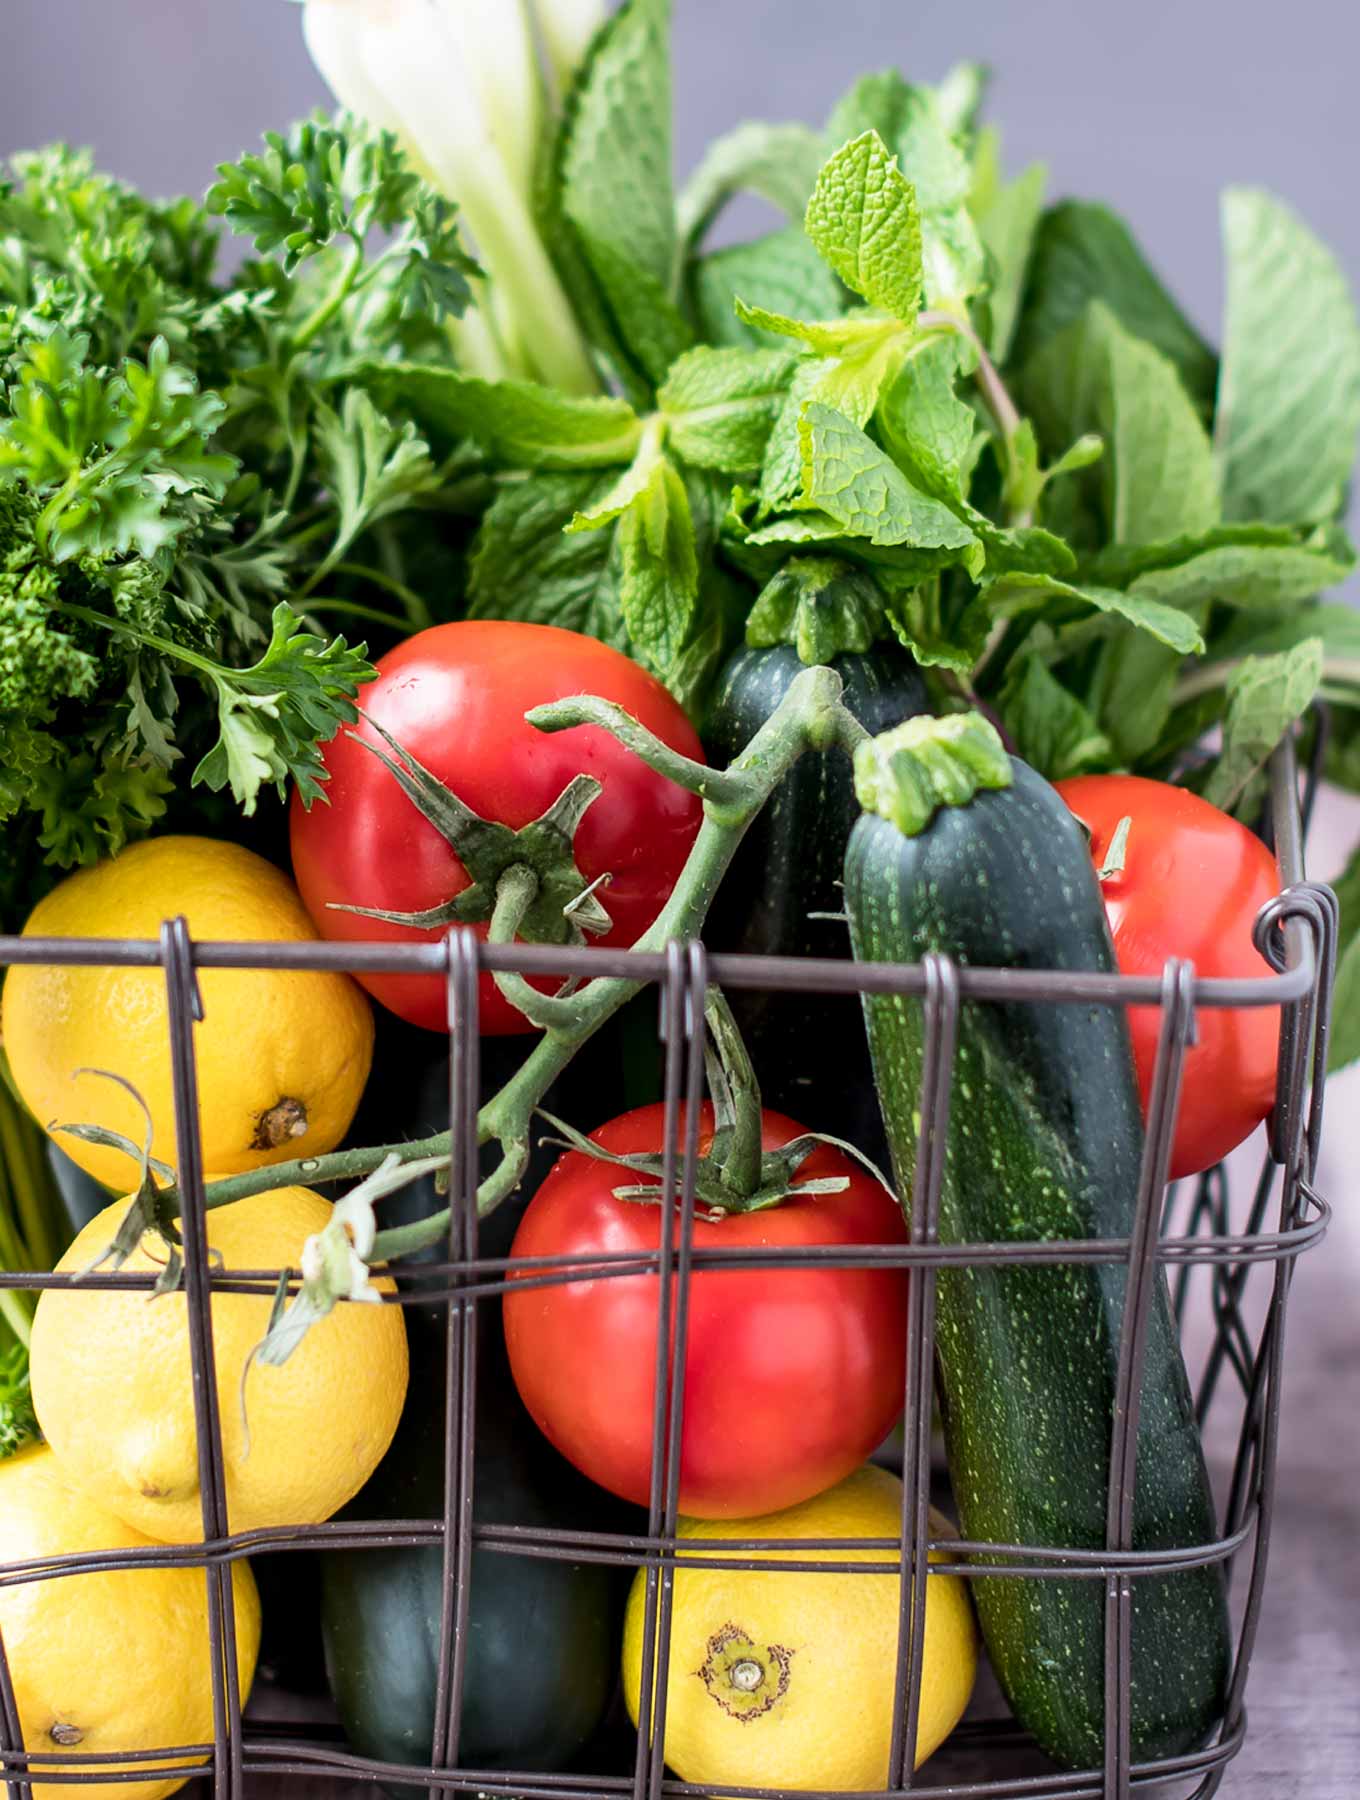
[192,603,374,811]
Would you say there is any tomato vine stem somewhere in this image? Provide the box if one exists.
[179,663,862,1258]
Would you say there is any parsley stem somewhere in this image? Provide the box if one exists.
[303,597,415,631]
[293,237,366,351]
[330,562,434,628]
[52,602,229,686]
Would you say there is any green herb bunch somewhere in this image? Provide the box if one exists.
[0,126,480,922]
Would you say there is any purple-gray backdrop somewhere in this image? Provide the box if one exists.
[6,0,1357,333]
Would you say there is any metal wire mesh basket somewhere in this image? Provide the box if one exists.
[0,731,1337,1800]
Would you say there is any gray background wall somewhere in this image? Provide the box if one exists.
[4,0,1357,344]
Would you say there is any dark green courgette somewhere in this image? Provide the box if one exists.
[843,742,1230,1768]
[704,601,926,1149]
[319,1317,627,1793]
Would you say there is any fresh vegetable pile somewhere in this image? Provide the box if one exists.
[0,0,1352,1794]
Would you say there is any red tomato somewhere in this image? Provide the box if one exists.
[503,1102,910,1519]
[1057,774,1281,1179]
[290,622,705,1033]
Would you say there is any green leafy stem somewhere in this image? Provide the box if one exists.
[160,663,868,1260]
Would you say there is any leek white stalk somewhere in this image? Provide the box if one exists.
[302,0,599,395]
[531,0,607,92]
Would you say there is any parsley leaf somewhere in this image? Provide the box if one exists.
[192,603,374,810]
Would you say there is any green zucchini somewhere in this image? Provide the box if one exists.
[704,636,926,1149]
[319,1316,627,1793]
[843,749,1231,1768]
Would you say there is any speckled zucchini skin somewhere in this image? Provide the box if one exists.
[843,758,1231,1769]
[704,642,927,1151]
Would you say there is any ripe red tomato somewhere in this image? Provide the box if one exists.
[1057,774,1281,1180]
[290,622,705,1033]
[503,1102,910,1519]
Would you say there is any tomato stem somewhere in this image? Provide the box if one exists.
[1098,815,1133,880]
[178,665,863,1252]
[703,990,764,1203]
[484,865,592,1031]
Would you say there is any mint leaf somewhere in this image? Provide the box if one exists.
[935,62,989,136]
[560,0,689,386]
[1327,845,1360,1072]
[739,512,981,592]
[1210,600,1360,668]
[993,571,1205,653]
[757,358,829,512]
[689,228,847,350]
[807,326,913,429]
[617,456,699,676]
[678,121,828,250]
[1086,632,1184,765]
[1124,537,1355,613]
[805,131,923,321]
[880,582,990,675]
[827,74,984,305]
[975,162,1046,363]
[1215,188,1360,525]
[877,334,976,501]
[1000,653,1114,780]
[962,512,1078,580]
[467,470,628,646]
[1081,522,1310,586]
[1022,302,1219,545]
[565,426,666,532]
[797,403,977,552]
[355,363,642,469]
[1095,309,1220,543]
[1013,201,1216,414]
[658,346,798,472]
[1203,639,1323,814]
[732,301,895,358]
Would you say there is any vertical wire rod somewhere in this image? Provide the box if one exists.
[430,930,483,1798]
[629,943,692,1800]
[1101,956,1197,1800]
[1221,892,1336,1737]
[887,953,959,1792]
[0,1620,25,1800]
[160,919,243,1800]
[645,942,709,1800]
[1203,884,1337,1431]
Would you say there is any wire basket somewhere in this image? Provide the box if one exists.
[0,730,1337,1800]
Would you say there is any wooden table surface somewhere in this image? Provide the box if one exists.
[243,791,1360,1800]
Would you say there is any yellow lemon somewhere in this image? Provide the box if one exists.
[622,1465,977,1791]
[2,835,373,1188]
[29,1186,407,1542]
[0,1443,260,1800]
